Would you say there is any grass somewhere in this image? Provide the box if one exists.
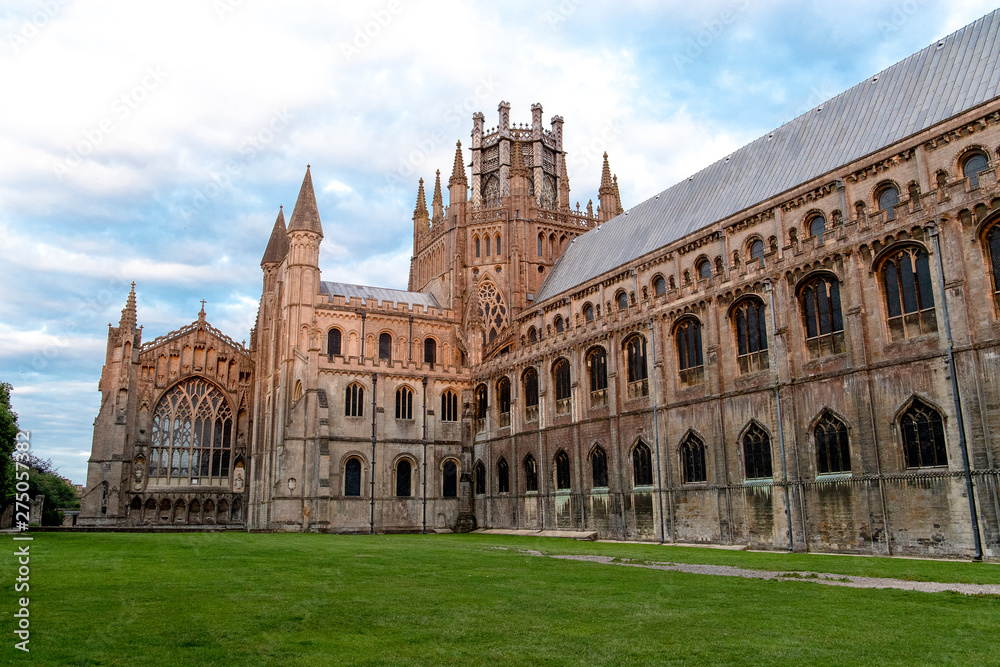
[0,532,998,666]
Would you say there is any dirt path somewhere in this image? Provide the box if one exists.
[508,549,1000,596]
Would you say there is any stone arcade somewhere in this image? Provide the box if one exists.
[82,12,1000,558]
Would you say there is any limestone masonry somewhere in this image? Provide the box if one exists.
[81,11,1000,558]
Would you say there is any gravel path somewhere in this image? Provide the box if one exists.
[508,549,1000,596]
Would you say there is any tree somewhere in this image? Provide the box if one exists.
[0,382,18,509]
[27,468,79,525]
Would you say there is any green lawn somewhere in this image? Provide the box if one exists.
[2,533,999,666]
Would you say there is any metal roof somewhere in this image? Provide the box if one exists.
[321,281,441,309]
[534,9,1000,303]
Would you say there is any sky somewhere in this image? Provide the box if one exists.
[1,0,997,485]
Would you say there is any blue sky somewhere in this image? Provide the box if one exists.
[1,0,996,484]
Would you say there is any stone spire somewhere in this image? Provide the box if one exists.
[287,165,324,237]
[598,153,618,222]
[413,178,429,234]
[558,153,571,210]
[119,282,137,331]
[432,169,444,223]
[449,141,467,187]
[261,206,289,266]
[612,175,624,215]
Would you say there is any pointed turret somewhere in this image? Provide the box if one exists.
[261,206,289,266]
[598,153,617,222]
[119,282,137,331]
[448,141,468,209]
[413,178,430,234]
[432,169,444,223]
[558,153,571,210]
[287,166,323,237]
[612,175,624,216]
[510,140,530,179]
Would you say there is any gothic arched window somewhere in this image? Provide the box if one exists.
[443,460,458,497]
[396,459,412,497]
[877,183,900,220]
[478,279,508,342]
[815,411,851,474]
[743,423,773,480]
[523,368,539,422]
[616,290,629,311]
[496,234,502,256]
[553,358,571,415]
[524,454,538,492]
[680,433,706,483]
[537,233,544,258]
[732,297,769,374]
[345,383,364,417]
[555,450,571,490]
[624,334,649,398]
[587,346,608,406]
[591,445,608,488]
[475,236,481,258]
[697,258,712,280]
[440,389,458,422]
[986,225,1000,309]
[554,315,564,333]
[395,386,413,420]
[675,317,704,385]
[963,151,989,188]
[497,377,511,428]
[327,328,342,357]
[378,333,392,361]
[150,378,232,482]
[901,399,947,468]
[483,175,500,207]
[497,457,510,494]
[527,326,538,344]
[800,274,845,358]
[474,460,486,495]
[880,246,936,341]
[583,304,594,322]
[749,239,765,267]
[632,440,653,487]
[345,458,362,496]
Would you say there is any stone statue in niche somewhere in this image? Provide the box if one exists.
[132,456,145,491]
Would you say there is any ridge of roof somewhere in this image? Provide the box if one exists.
[534,9,1000,303]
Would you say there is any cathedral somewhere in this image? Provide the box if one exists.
[81,11,1000,559]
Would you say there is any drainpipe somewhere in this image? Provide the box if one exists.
[764,279,794,552]
[648,317,669,543]
[422,376,428,534]
[359,311,367,363]
[369,372,377,535]
[929,222,983,561]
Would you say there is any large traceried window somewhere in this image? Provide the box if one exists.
[625,334,649,399]
[815,411,851,474]
[880,246,936,341]
[901,399,948,468]
[587,346,608,407]
[478,278,508,342]
[149,378,232,482]
[733,298,769,374]
[523,368,539,423]
[800,274,845,358]
[675,318,704,385]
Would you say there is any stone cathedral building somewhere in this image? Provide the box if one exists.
[82,11,1000,559]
